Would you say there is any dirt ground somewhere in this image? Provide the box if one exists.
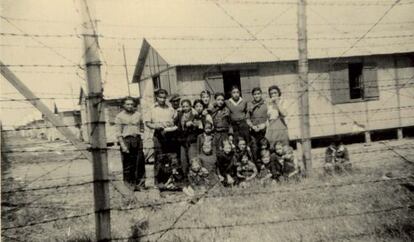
[1,134,414,241]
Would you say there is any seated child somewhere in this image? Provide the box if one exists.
[216,139,237,186]
[281,146,301,179]
[236,153,257,187]
[235,136,254,160]
[183,158,209,198]
[156,153,183,191]
[324,136,351,174]
[257,149,283,183]
[197,122,215,154]
[271,142,285,166]
[188,158,209,187]
[198,138,219,185]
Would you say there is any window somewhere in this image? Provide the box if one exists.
[152,75,160,90]
[330,62,379,104]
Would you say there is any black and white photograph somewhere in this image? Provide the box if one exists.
[1,0,414,241]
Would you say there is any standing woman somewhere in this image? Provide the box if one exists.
[115,97,145,191]
[225,86,250,143]
[265,85,289,148]
[176,99,194,175]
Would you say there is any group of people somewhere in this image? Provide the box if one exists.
[115,85,351,193]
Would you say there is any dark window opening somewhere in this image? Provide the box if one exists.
[222,70,241,99]
[348,63,363,99]
[152,75,160,90]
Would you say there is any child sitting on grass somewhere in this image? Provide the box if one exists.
[324,136,351,175]
[157,153,183,191]
[216,139,237,187]
[198,135,219,185]
[257,149,283,184]
[236,153,257,187]
[183,158,209,198]
[235,136,254,160]
[281,146,301,179]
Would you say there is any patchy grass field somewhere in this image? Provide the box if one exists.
[1,134,414,241]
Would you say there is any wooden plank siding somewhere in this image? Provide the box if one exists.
[136,44,413,140]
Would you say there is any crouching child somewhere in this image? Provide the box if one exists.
[217,139,237,187]
[257,149,283,185]
[281,146,301,180]
[183,158,210,197]
[236,153,257,187]
[156,153,184,191]
[324,136,351,175]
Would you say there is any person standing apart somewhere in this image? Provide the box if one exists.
[115,97,145,191]
[225,86,250,143]
[265,85,289,148]
[246,87,268,161]
[145,89,177,188]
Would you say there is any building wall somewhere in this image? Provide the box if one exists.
[174,53,413,140]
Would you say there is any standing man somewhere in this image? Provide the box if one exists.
[169,93,181,115]
[115,97,145,191]
[145,89,177,188]
[225,86,250,143]
[246,87,268,161]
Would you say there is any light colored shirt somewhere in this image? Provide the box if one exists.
[147,103,175,127]
[267,100,287,120]
[114,110,142,138]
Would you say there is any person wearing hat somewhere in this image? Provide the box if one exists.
[146,89,178,189]
[169,93,181,112]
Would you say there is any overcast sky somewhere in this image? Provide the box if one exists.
[1,0,413,127]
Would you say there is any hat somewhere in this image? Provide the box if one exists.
[169,93,181,102]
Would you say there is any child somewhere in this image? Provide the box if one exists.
[188,99,213,159]
[183,158,209,198]
[188,158,209,188]
[200,90,214,114]
[236,153,257,187]
[255,137,271,167]
[324,136,351,174]
[282,146,301,179]
[271,142,285,166]
[197,122,214,154]
[216,139,237,186]
[257,149,283,183]
[156,153,183,191]
[235,136,253,158]
[197,123,219,184]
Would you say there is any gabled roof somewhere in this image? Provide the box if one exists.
[132,1,414,82]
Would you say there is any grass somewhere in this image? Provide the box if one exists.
[1,134,414,241]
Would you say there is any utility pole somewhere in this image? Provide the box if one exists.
[297,0,312,176]
[78,0,111,240]
[122,44,131,96]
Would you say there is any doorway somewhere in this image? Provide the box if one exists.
[222,70,241,99]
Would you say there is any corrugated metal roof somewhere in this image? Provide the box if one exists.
[134,1,414,79]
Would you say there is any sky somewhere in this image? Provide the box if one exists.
[1,0,413,128]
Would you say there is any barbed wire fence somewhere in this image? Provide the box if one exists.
[1,0,414,241]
